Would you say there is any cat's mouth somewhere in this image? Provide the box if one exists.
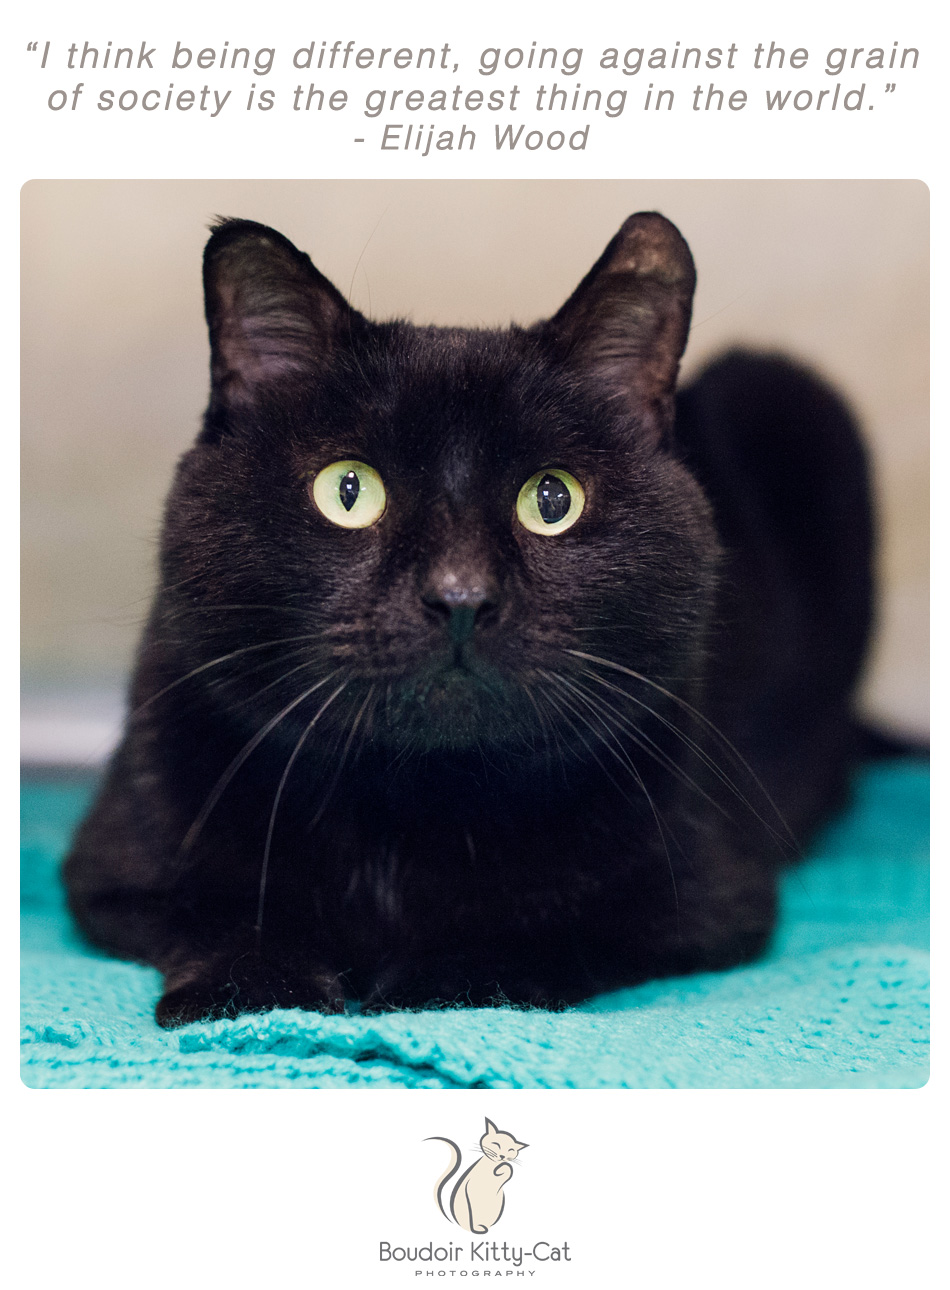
[417,662,490,707]
[376,653,531,751]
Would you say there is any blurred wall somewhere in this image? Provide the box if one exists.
[21,179,929,756]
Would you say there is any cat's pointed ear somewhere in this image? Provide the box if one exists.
[542,212,696,443]
[484,1118,498,1135]
[514,1141,529,1151]
[202,218,361,429]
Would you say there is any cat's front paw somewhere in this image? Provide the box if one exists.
[360,958,580,1012]
[155,953,346,1028]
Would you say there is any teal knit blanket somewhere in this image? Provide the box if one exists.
[21,762,929,1088]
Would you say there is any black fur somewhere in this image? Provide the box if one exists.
[64,213,874,1026]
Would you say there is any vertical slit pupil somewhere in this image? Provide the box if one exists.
[339,470,360,512]
[537,474,571,524]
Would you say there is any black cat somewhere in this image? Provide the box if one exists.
[64,212,874,1026]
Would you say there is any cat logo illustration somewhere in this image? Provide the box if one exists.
[426,1118,529,1232]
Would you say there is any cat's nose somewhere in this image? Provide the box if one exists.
[421,573,500,642]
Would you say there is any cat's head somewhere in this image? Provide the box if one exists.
[159,212,718,756]
[479,1118,528,1163]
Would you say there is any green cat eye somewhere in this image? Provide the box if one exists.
[312,460,387,529]
[516,469,585,535]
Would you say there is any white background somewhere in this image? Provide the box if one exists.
[10,2,939,1287]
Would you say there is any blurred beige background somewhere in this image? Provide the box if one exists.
[21,180,929,759]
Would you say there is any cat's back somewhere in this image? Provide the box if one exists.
[674,350,874,838]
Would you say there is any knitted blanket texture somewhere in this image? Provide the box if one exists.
[21,762,929,1089]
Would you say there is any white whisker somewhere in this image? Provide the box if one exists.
[256,680,349,942]
[180,670,343,855]
[565,648,798,853]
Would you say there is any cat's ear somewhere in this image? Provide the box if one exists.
[542,212,696,443]
[202,218,361,430]
[514,1141,529,1151]
[484,1118,498,1135]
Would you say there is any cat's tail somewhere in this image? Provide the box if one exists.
[426,1137,462,1225]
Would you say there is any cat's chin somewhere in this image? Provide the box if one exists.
[377,666,533,752]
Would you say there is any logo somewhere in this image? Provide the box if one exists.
[426,1117,529,1233]
[375,1119,571,1270]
